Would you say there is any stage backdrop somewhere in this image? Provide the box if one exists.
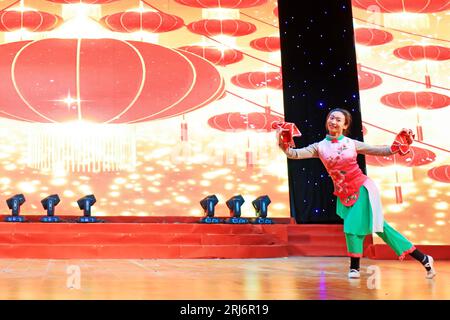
[0,0,289,218]
[351,1,449,245]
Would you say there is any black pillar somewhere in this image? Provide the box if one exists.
[278,0,366,223]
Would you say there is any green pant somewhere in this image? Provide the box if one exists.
[345,221,414,258]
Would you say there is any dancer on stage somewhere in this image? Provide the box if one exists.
[277,108,436,279]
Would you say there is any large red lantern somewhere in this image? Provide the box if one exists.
[231,72,282,90]
[0,10,63,32]
[354,28,393,46]
[0,38,224,123]
[100,11,184,33]
[178,45,243,66]
[0,38,224,172]
[174,0,268,8]
[250,36,280,52]
[351,0,450,13]
[187,19,256,37]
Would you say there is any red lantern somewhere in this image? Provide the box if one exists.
[231,72,282,90]
[100,11,184,33]
[354,28,393,46]
[357,65,382,90]
[187,19,256,37]
[351,0,450,13]
[250,36,280,52]
[427,165,450,183]
[174,0,268,8]
[0,10,63,32]
[0,38,224,124]
[381,91,450,110]
[394,45,449,90]
[394,45,450,61]
[208,112,283,132]
[178,45,243,66]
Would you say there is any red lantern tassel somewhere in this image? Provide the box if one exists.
[181,122,188,142]
[395,185,403,204]
[246,151,254,169]
[416,125,423,142]
[425,75,431,89]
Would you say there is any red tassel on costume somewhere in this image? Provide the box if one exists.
[395,185,403,204]
[416,125,423,142]
[425,75,431,89]
[181,122,188,142]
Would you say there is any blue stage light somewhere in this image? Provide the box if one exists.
[76,194,100,223]
[5,194,26,222]
[252,195,273,224]
[40,194,61,223]
[199,195,222,223]
[225,195,248,224]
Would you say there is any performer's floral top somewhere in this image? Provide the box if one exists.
[317,135,367,206]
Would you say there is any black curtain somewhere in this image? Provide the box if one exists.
[278,0,366,223]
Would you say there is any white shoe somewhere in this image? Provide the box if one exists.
[348,269,360,279]
[424,255,436,279]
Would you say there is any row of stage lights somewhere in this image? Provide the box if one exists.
[200,195,273,224]
[4,194,99,223]
[3,194,274,224]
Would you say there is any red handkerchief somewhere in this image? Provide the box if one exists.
[391,129,415,155]
[272,121,302,148]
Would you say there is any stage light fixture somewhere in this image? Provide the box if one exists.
[5,194,26,222]
[252,195,273,224]
[225,194,248,224]
[199,194,222,223]
[76,194,100,223]
[40,194,61,223]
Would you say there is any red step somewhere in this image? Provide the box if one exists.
[288,243,348,257]
[0,221,354,259]
[288,233,346,245]
[287,224,344,235]
[0,232,283,245]
[0,244,289,259]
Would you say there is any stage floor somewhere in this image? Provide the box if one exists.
[0,257,448,300]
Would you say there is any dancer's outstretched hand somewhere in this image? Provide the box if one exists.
[272,121,301,152]
[391,128,415,155]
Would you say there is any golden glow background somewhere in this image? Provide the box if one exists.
[352,4,449,245]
